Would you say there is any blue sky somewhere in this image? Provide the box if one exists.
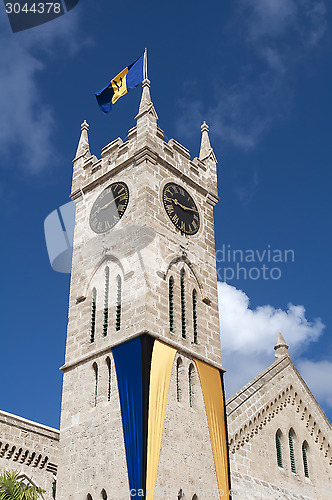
[0,0,331,429]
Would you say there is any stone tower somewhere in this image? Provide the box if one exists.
[56,80,230,500]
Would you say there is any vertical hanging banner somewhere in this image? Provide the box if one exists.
[146,341,177,499]
[195,359,231,500]
[112,337,144,499]
[4,1,80,33]
[112,335,155,499]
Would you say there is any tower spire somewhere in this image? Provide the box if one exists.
[199,121,213,161]
[274,332,289,359]
[135,78,158,137]
[75,120,91,159]
[137,78,157,117]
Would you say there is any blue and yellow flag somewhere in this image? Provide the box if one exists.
[95,54,145,114]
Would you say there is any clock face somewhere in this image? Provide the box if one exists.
[89,182,129,234]
[163,182,200,235]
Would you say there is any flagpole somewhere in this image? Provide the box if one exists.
[144,48,148,80]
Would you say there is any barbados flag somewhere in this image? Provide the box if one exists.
[95,53,145,114]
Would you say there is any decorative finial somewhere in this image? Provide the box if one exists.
[201,121,209,133]
[81,120,89,132]
[274,332,289,359]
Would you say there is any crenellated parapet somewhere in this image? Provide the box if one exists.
[71,81,219,206]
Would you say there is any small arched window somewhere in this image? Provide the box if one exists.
[103,267,110,337]
[101,489,107,500]
[169,276,174,333]
[176,357,183,402]
[180,268,186,338]
[90,288,97,343]
[116,275,122,331]
[106,357,111,401]
[302,441,309,478]
[87,495,93,500]
[192,495,198,500]
[276,430,283,468]
[93,363,98,407]
[289,429,296,474]
[189,363,195,407]
[192,289,198,344]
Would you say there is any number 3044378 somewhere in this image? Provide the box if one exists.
[5,3,62,14]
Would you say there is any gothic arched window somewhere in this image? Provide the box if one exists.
[180,268,186,338]
[106,357,111,401]
[289,429,296,474]
[103,267,110,337]
[169,276,174,333]
[90,288,97,343]
[101,489,107,499]
[87,495,93,500]
[176,357,183,402]
[276,430,283,468]
[116,275,122,331]
[189,363,195,407]
[192,289,198,344]
[93,363,98,407]
[302,441,309,478]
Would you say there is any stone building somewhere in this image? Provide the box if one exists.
[0,82,331,499]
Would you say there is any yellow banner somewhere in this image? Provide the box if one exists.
[146,341,176,499]
[111,67,128,104]
[195,359,230,500]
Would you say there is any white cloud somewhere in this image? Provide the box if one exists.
[244,0,327,47]
[245,0,298,40]
[217,282,330,405]
[176,0,328,153]
[0,10,84,173]
[218,281,324,354]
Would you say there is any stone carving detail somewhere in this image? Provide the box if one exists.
[0,441,57,473]
[228,384,332,464]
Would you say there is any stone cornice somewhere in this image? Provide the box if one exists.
[60,329,225,374]
[0,410,59,438]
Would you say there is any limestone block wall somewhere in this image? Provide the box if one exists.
[0,410,59,499]
[56,350,129,500]
[65,144,222,370]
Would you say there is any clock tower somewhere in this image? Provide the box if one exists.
[56,80,230,499]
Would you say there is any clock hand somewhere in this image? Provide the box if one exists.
[97,194,126,213]
[173,199,197,212]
